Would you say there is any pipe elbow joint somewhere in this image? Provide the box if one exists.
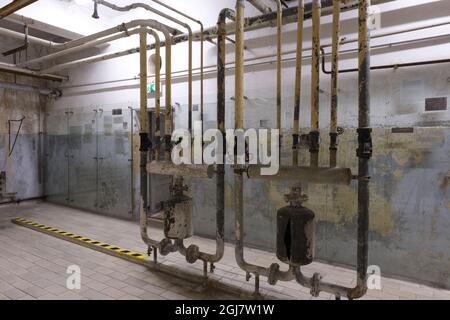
[159,238,174,256]
[347,284,368,300]
[185,244,200,264]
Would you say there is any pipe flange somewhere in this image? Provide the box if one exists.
[185,244,199,264]
[292,133,299,150]
[310,272,322,297]
[267,263,280,286]
[159,238,172,256]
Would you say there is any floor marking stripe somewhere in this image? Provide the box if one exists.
[10,217,263,300]
[12,217,146,263]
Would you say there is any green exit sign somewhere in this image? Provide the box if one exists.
[148,83,156,93]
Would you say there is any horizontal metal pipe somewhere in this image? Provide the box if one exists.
[247,166,353,185]
[0,81,57,96]
[248,0,272,13]
[53,30,450,89]
[96,0,193,134]
[48,17,450,77]
[18,26,146,68]
[0,26,57,47]
[56,20,179,52]
[322,54,450,74]
[0,62,67,82]
[171,0,393,43]
[147,161,215,179]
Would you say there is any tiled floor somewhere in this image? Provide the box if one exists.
[0,201,449,300]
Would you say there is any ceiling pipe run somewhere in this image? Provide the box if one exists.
[248,0,272,13]
[0,80,60,96]
[0,0,38,19]
[93,0,194,134]
[45,17,450,82]
[149,0,206,141]
[0,62,66,81]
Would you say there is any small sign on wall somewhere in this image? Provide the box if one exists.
[425,97,447,111]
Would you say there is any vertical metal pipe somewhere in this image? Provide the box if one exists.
[149,0,203,136]
[128,107,135,217]
[140,33,149,137]
[139,30,175,252]
[235,1,245,131]
[176,10,235,265]
[200,27,204,144]
[329,0,340,168]
[292,0,304,166]
[233,0,273,279]
[188,33,193,132]
[235,0,246,272]
[354,0,372,299]
[274,0,282,132]
[139,32,150,248]
[164,35,172,161]
[310,0,321,168]
[149,30,161,161]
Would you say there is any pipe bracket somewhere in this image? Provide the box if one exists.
[329,132,338,151]
[310,272,322,297]
[292,133,299,150]
[164,135,172,153]
[139,132,152,152]
[356,128,373,159]
[309,131,320,153]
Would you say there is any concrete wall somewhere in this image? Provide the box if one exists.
[3,0,449,288]
[0,73,46,203]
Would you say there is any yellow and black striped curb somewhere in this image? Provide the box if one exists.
[12,217,146,263]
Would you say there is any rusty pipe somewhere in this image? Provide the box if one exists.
[293,0,373,300]
[0,62,66,82]
[233,0,315,287]
[329,0,340,168]
[179,8,238,266]
[234,0,278,282]
[151,30,161,161]
[139,29,173,250]
[147,161,215,179]
[234,0,268,277]
[139,29,174,253]
[0,0,38,19]
[248,0,272,14]
[310,0,321,168]
[352,0,372,299]
[17,29,140,68]
[95,0,192,135]
[274,0,282,133]
[176,7,237,267]
[292,0,304,166]
[246,166,353,185]
[149,0,205,136]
